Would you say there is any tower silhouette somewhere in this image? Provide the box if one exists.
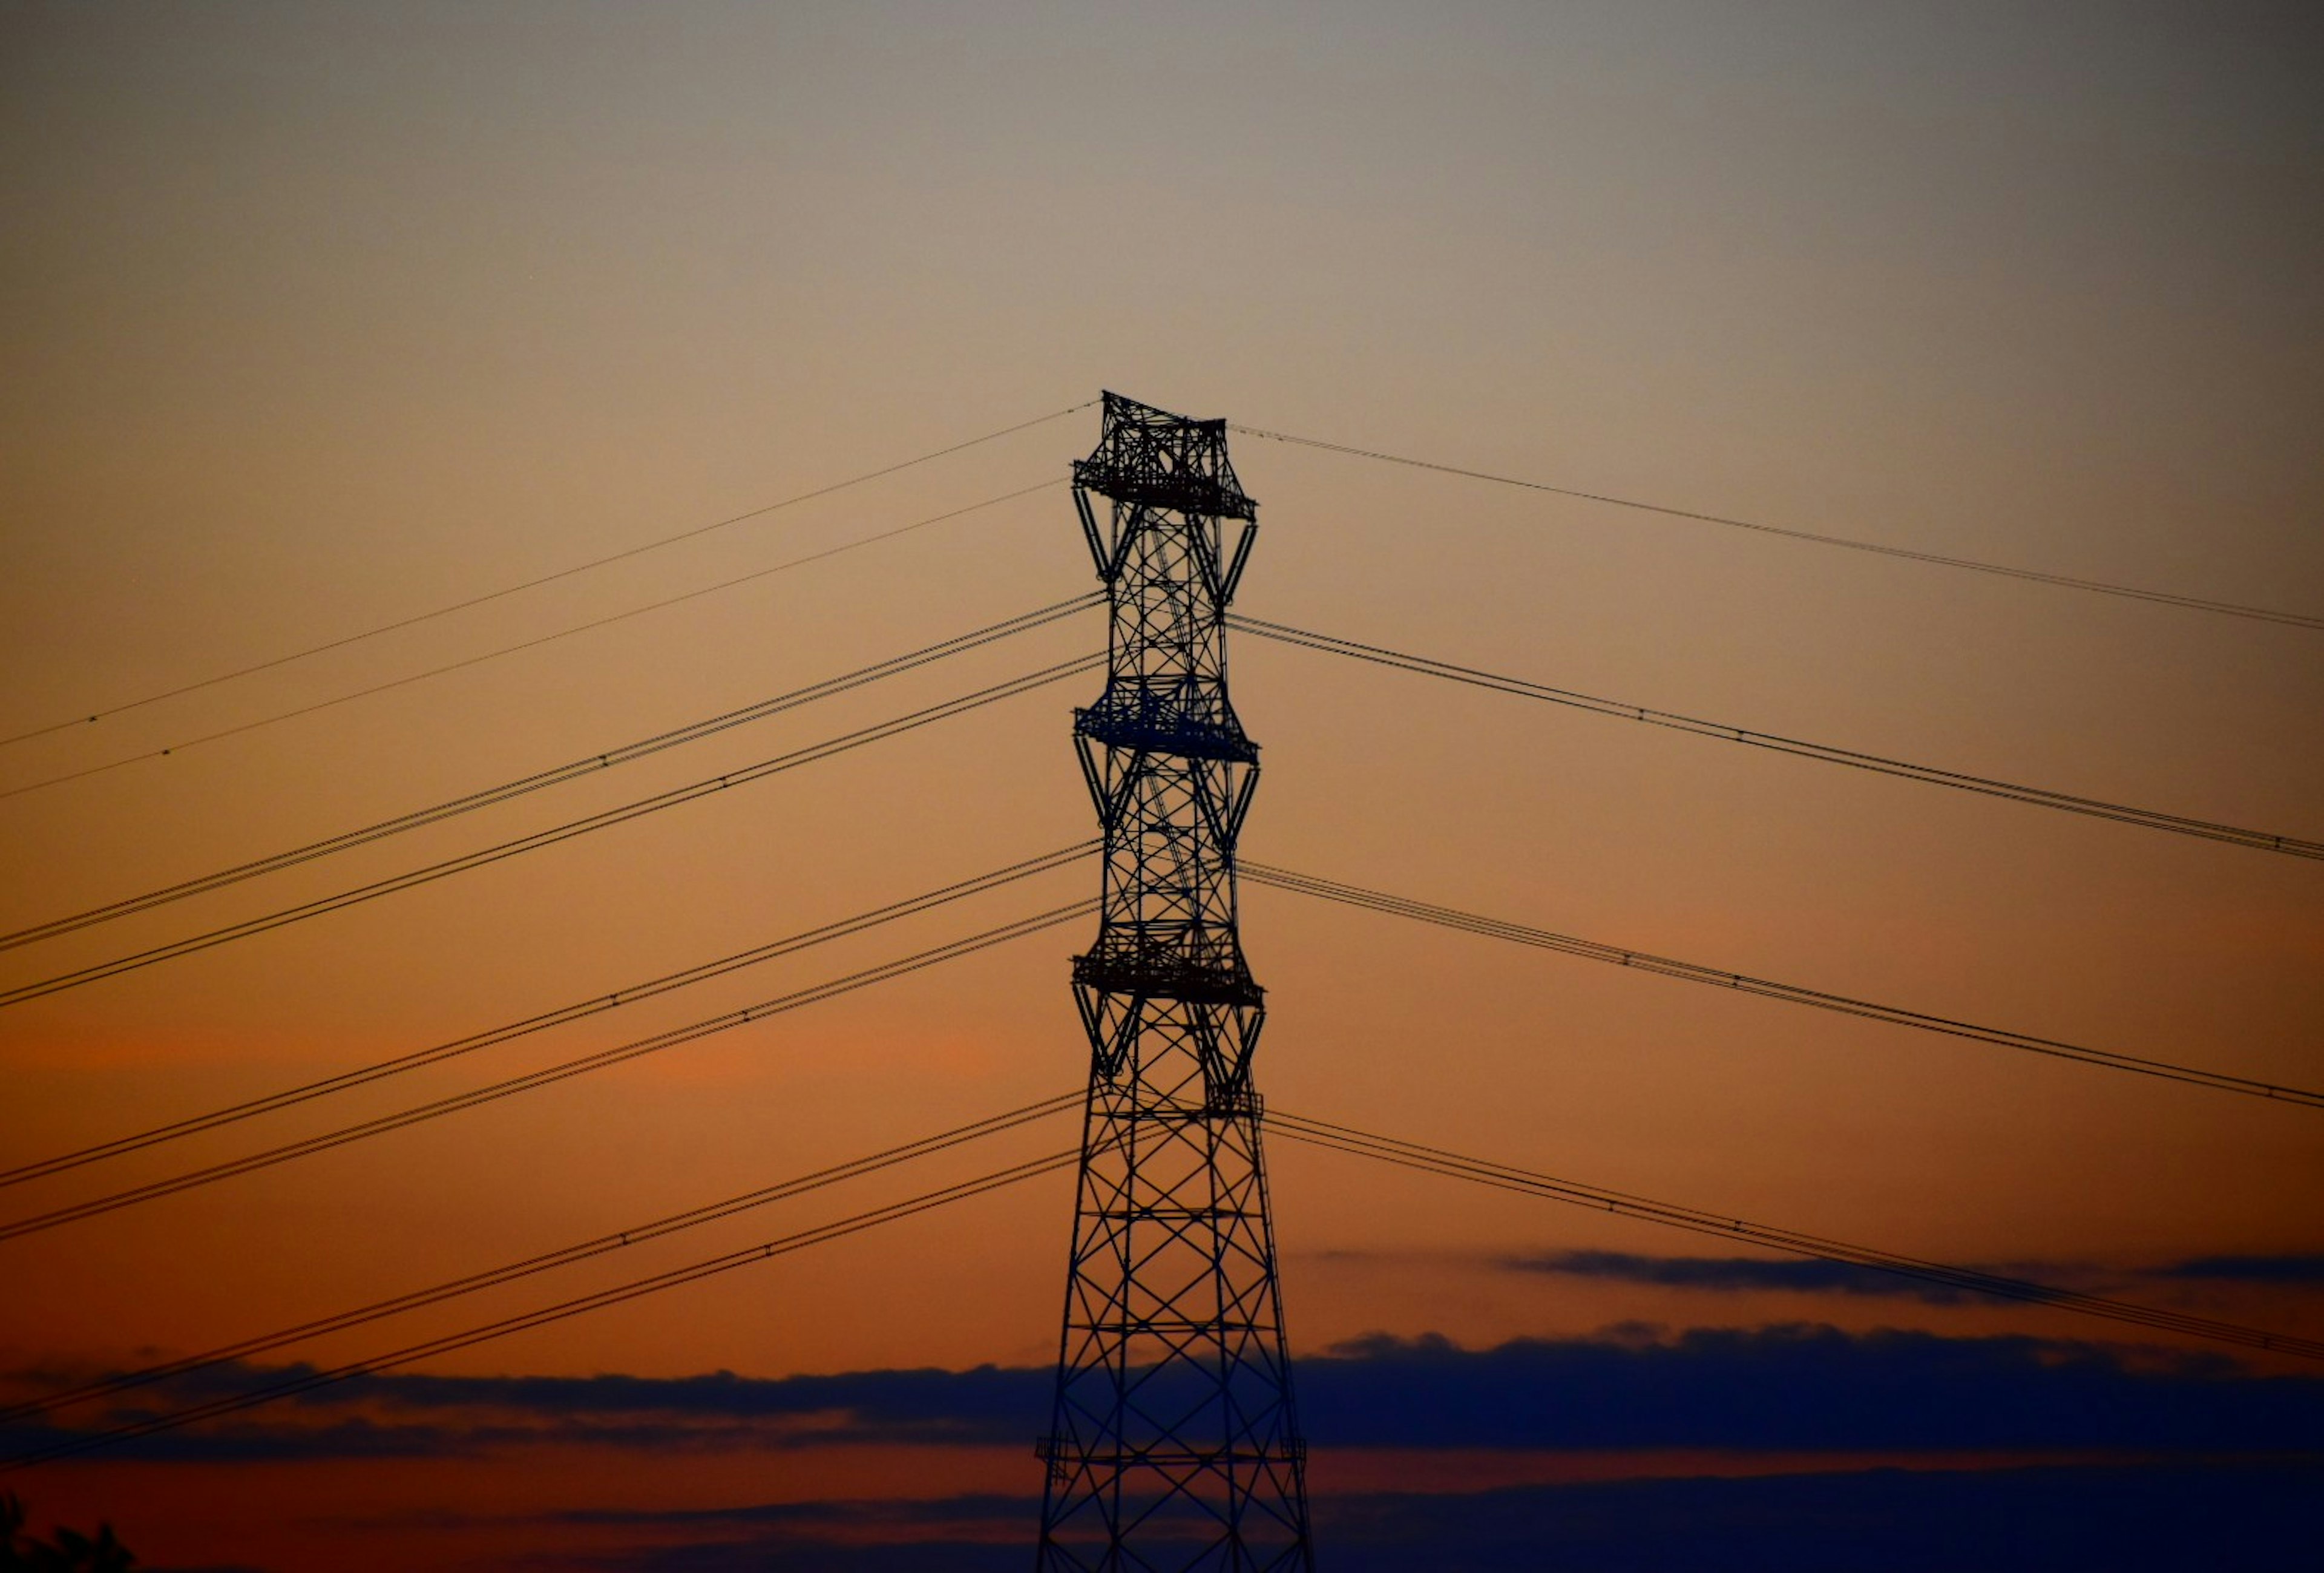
[1034,393,1315,1569]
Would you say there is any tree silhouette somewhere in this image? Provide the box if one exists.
[0,1494,137,1571]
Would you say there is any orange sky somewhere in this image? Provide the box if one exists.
[2,3,2320,1568]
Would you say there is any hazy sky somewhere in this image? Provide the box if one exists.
[2,4,2320,1568]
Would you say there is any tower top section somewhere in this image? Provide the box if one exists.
[1073,390,1258,523]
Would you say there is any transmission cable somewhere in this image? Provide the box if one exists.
[0,1091,1082,1427]
[0,845,1093,1192]
[1234,615,2321,861]
[1269,1109,2324,1362]
[21,1111,2319,1469]
[2,400,1095,752]
[0,653,1104,1010]
[2,1147,1080,1470]
[1246,863,2323,1109]
[1,481,1068,801]
[1232,423,2324,633]
[0,898,1097,1244]
[2,596,1098,951]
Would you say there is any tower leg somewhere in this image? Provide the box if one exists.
[1037,1007,1310,1569]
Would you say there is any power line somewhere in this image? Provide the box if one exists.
[0,899,1097,1244]
[1246,862,2324,1109]
[20,1104,2314,1470]
[2,597,1098,951]
[2,1147,1080,1470]
[1,401,1097,752]
[1269,1110,2324,1362]
[1232,422,2324,633]
[1233,615,2323,861]
[0,654,1104,1010]
[0,846,1093,1192]
[0,481,1069,801]
[0,1092,1081,1426]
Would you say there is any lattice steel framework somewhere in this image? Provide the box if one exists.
[1034,393,1315,1570]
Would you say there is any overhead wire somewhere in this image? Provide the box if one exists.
[0,899,1097,1244]
[1233,615,2323,861]
[0,653,1105,1010]
[1269,1110,2324,1362]
[0,845,1094,1192]
[2,400,1096,752]
[0,1091,1083,1427]
[1,595,1099,950]
[0,480,1069,801]
[1232,422,2324,632]
[18,405,2307,1459]
[18,1105,2316,1469]
[2,1147,1080,1470]
[1246,862,2324,1109]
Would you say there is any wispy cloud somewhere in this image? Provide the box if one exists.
[2157,1253,2324,1285]
[1488,1245,2324,1302]
[1498,1248,1984,1302]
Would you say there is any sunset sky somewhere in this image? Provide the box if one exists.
[3,3,2320,1568]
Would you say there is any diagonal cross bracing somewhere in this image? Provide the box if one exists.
[1036,394,1315,1570]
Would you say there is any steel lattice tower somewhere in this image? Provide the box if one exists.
[1034,393,1315,1570]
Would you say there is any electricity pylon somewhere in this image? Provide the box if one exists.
[1034,393,1315,1569]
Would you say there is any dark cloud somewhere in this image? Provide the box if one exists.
[1497,1246,2324,1299]
[0,1411,485,1466]
[2160,1252,2324,1285]
[0,1364,1047,1466]
[548,1537,1024,1573]
[520,1463,2324,1572]
[510,1494,1037,1572]
[1502,1248,1983,1302]
[1296,1325,2322,1451]
[13,1324,2320,1466]
[557,1493,1029,1529]
[1307,1460,2324,1572]
[332,1363,1043,1443]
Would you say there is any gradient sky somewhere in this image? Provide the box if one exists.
[3,3,2320,1568]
